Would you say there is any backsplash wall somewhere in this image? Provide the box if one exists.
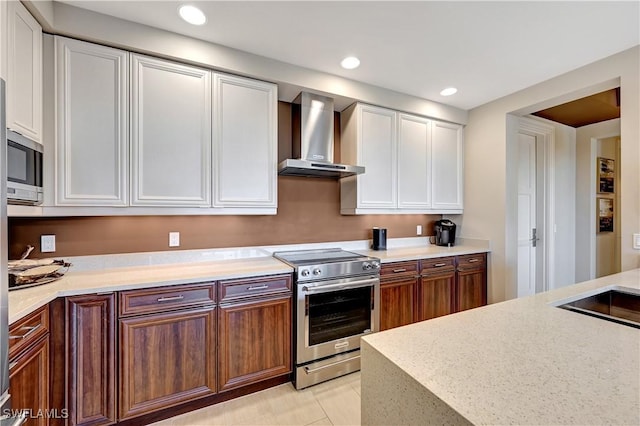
[8,102,439,258]
[9,177,439,258]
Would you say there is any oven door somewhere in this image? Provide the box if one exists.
[297,275,379,364]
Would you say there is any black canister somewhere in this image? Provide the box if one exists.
[372,227,387,250]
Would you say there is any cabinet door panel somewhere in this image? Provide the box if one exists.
[67,294,116,426]
[380,277,418,331]
[55,37,128,205]
[398,114,431,209]
[119,307,216,419]
[9,337,49,426]
[7,0,42,142]
[431,121,463,210]
[131,54,211,206]
[218,296,291,392]
[419,271,456,321]
[457,268,487,311]
[358,105,397,208]
[213,74,277,207]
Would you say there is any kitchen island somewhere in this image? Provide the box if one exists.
[361,269,640,425]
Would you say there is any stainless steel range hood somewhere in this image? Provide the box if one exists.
[278,92,365,178]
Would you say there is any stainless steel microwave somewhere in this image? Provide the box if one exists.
[7,130,43,205]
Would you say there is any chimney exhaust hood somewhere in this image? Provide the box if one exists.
[278,92,365,178]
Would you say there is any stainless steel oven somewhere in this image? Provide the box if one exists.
[274,248,380,389]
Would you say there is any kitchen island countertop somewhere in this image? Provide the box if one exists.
[360,269,640,425]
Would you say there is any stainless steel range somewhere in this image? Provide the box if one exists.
[273,248,380,389]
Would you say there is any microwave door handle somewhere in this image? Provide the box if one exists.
[301,277,379,294]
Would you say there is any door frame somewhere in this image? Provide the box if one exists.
[515,117,555,294]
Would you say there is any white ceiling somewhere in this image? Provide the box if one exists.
[56,1,640,110]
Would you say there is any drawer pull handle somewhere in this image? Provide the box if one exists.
[247,285,269,291]
[392,268,407,273]
[434,263,447,267]
[9,324,42,340]
[157,295,184,302]
[468,259,480,263]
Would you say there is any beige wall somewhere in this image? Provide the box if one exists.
[463,46,639,303]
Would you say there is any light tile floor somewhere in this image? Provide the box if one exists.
[151,372,361,426]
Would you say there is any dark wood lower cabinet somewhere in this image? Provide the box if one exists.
[379,277,418,330]
[67,294,117,426]
[9,336,49,426]
[218,295,291,392]
[119,307,216,420]
[418,270,456,321]
[380,254,488,328]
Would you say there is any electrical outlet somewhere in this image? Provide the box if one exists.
[169,232,180,247]
[41,235,56,253]
[416,225,423,235]
[633,233,640,250]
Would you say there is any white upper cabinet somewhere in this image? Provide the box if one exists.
[341,103,463,215]
[131,54,211,206]
[431,121,463,211]
[55,37,128,206]
[341,103,397,214]
[7,0,42,142]
[212,73,277,210]
[397,113,431,210]
[0,0,8,81]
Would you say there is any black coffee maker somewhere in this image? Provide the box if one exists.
[433,219,456,247]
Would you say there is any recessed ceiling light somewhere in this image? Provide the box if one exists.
[340,56,360,70]
[179,5,207,25]
[440,87,458,96]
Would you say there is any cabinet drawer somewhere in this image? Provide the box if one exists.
[380,261,419,280]
[420,257,455,274]
[120,283,216,316]
[219,275,291,303]
[9,305,49,360]
[457,253,487,270]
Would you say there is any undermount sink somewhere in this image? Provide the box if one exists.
[557,287,640,329]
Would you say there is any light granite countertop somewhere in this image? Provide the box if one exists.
[8,237,490,325]
[8,256,292,324]
[361,269,640,425]
[353,244,488,263]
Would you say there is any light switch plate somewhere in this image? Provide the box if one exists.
[633,233,640,250]
[41,235,56,253]
[169,232,180,247]
[416,225,423,235]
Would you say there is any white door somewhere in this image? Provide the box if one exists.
[55,37,129,206]
[131,54,211,206]
[517,131,546,297]
[397,113,431,209]
[212,73,277,209]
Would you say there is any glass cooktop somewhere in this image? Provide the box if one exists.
[273,248,366,266]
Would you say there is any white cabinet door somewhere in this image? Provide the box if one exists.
[341,104,397,211]
[212,73,277,209]
[431,121,463,210]
[7,0,42,142]
[131,54,211,206]
[55,37,128,206]
[397,113,431,210]
[0,0,8,81]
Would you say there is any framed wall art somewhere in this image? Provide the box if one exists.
[598,197,614,232]
[598,157,615,193]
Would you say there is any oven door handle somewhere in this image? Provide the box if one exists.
[301,277,379,294]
